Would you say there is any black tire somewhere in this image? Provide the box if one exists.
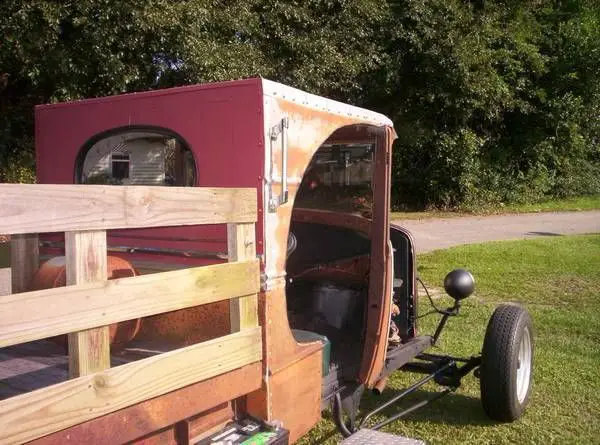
[480,304,534,422]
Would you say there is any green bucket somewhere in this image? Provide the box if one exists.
[291,329,331,376]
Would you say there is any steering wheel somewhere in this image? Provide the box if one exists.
[287,231,298,257]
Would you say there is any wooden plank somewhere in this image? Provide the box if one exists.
[270,351,323,443]
[65,231,110,378]
[0,260,260,348]
[0,185,257,235]
[28,363,261,445]
[0,328,262,445]
[10,234,39,294]
[228,223,258,331]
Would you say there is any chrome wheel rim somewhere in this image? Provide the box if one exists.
[516,326,532,403]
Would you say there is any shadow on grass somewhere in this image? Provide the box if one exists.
[303,411,341,444]
[358,388,495,428]
[526,231,562,237]
[300,388,496,444]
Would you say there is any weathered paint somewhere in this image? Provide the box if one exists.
[28,363,261,445]
[359,127,395,386]
[31,78,397,442]
[36,79,266,270]
[261,89,392,285]
[260,89,396,387]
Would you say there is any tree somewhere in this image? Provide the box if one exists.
[0,0,390,181]
[1,0,598,208]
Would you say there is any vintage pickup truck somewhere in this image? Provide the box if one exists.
[0,78,533,444]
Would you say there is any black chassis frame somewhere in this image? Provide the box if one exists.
[333,314,483,436]
[330,226,483,436]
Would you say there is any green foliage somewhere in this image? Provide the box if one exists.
[1,0,599,208]
[386,0,600,209]
[0,150,35,183]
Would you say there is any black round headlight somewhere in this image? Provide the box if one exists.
[444,269,475,301]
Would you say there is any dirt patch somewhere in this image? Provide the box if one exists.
[418,286,446,300]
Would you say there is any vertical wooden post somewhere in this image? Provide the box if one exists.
[227,223,258,331]
[10,234,39,294]
[65,230,110,378]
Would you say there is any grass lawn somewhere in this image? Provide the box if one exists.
[391,194,600,220]
[299,235,600,444]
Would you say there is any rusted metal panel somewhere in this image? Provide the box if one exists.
[30,78,398,441]
[135,301,231,346]
[132,403,233,445]
[269,350,323,443]
[28,363,261,445]
[359,127,395,387]
[245,286,323,429]
[246,326,323,443]
[258,81,397,392]
[260,96,386,286]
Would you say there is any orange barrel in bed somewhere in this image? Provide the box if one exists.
[30,256,142,351]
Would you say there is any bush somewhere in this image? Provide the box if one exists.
[0,151,35,184]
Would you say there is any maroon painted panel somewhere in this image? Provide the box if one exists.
[35,79,266,263]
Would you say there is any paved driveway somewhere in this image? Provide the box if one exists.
[392,210,600,253]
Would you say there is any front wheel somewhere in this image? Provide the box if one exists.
[480,304,534,422]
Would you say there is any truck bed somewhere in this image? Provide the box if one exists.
[0,339,178,400]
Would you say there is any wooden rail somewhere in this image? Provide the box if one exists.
[66,230,110,377]
[0,184,261,445]
[1,328,261,445]
[0,260,259,348]
[0,184,256,234]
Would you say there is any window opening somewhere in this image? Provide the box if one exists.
[80,129,196,186]
[295,142,374,217]
[111,153,130,180]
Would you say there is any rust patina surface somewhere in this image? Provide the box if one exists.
[24,78,397,443]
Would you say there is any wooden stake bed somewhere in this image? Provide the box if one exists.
[0,184,262,445]
[0,338,180,400]
[1,78,400,444]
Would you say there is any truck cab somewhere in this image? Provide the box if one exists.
[16,78,407,443]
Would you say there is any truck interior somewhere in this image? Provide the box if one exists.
[286,130,375,395]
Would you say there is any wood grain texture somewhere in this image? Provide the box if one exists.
[28,363,261,445]
[10,234,39,294]
[0,260,260,348]
[0,328,262,445]
[228,223,258,332]
[0,185,257,235]
[269,351,322,443]
[65,231,110,378]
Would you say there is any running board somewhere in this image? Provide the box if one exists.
[340,429,425,444]
[383,335,433,377]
